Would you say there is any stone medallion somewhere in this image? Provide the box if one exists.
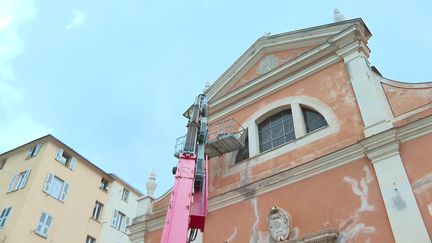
[257,54,279,75]
[267,206,291,242]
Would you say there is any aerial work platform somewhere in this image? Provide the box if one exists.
[175,118,245,159]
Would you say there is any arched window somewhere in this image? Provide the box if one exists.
[235,132,249,163]
[302,107,327,133]
[258,110,295,153]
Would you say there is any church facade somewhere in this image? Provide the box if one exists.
[129,18,432,243]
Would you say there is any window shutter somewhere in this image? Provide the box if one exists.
[59,182,69,202]
[55,149,66,164]
[111,210,118,227]
[7,174,18,193]
[4,208,11,218]
[36,212,47,234]
[0,207,12,228]
[19,169,31,189]
[43,215,53,236]
[44,173,54,193]
[68,157,77,171]
[125,216,131,232]
[27,148,33,158]
[33,144,42,156]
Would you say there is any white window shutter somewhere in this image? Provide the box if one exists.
[68,157,77,171]
[27,148,33,158]
[55,149,66,164]
[4,208,11,218]
[19,170,31,189]
[43,215,53,236]
[59,182,69,202]
[44,173,54,193]
[125,216,131,232]
[7,174,18,193]
[36,212,46,233]
[33,144,41,156]
[111,210,118,227]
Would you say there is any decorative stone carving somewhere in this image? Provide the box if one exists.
[268,206,291,242]
[257,54,279,75]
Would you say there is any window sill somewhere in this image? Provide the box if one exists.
[226,125,334,176]
[34,231,48,239]
[90,217,102,224]
[43,192,64,203]
[99,187,108,193]
[110,225,129,235]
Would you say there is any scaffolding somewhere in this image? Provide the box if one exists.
[174,118,246,158]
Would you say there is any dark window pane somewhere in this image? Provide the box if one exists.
[271,123,284,139]
[273,136,285,147]
[283,120,294,135]
[258,109,295,152]
[302,108,327,133]
[270,113,283,126]
[285,131,295,142]
[260,142,272,152]
[281,110,293,121]
[259,119,271,131]
[259,129,271,144]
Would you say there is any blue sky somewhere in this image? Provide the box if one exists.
[1,0,431,197]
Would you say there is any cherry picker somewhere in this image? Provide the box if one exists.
[161,94,245,243]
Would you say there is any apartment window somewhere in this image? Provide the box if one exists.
[111,210,130,232]
[0,207,12,229]
[92,201,103,221]
[35,212,53,238]
[302,107,327,133]
[27,144,42,158]
[7,169,31,193]
[86,235,96,243]
[55,148,77,171]
[0,158,6,170]
[121,188,129,202]
[100,178,109,191]
[258,110,295,152]
[43,173,70,202]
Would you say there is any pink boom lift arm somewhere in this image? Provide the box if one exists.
[161,95,209,243]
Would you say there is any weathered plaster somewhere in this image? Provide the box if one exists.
[413,173,432,194]
[288,227,300,240]
[251,198,260,243]
[338,166,376,243]
[382,82,432,117]
[224,227,237,243]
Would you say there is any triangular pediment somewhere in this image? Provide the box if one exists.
[205,18,371,117]
[226,46,316,94]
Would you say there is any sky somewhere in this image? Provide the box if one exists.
[1,0,431,198]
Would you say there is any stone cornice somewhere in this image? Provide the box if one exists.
[130,111,432,232]
[206,19,370,101]
[208,26,369,123]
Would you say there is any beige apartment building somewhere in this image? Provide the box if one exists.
[0,135,143,243]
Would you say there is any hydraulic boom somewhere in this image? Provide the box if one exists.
[161,94,209,243]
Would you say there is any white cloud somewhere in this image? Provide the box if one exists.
[66,10,86,29]
[0,0,36,80]
[0,0,49,153]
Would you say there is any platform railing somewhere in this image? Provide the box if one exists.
[174,118,246,158]
[207,118,245,143]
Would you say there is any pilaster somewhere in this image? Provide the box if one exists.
[364,136,430,243]
[340,50,393,137]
